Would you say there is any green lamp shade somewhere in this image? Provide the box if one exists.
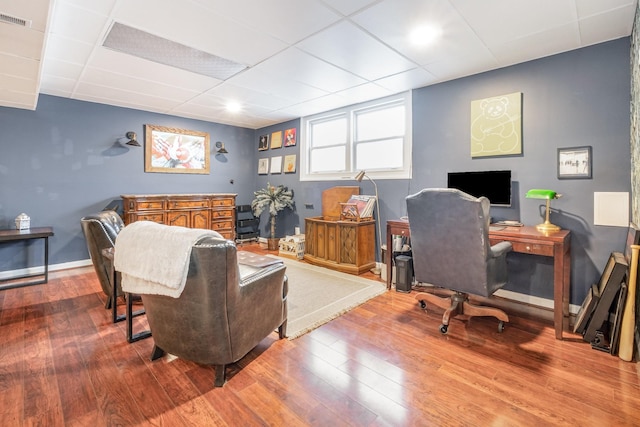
[526,189,557,200]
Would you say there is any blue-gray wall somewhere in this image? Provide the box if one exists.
[0,97,255,272]
[1,38,631,305]
[257,38,632,305]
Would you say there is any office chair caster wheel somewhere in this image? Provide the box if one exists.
[439,324,448,334]
[419,300,427,310]
[497,321,505,333]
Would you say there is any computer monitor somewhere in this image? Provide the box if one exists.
[447,170,512,207]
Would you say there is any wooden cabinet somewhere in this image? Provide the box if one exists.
[303,186,376,275]
[121,193,236,239]
[304,217,376,275]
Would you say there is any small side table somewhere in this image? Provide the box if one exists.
[0,227,54,289]
[101,248,151,343]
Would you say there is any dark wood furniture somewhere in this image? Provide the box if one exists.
[0,226,54,289]
[386,220,572,340]
[101,247,151,343]
[121,193,237,239]
[304,186,376,275]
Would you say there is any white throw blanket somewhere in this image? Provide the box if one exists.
[114,221,222,298]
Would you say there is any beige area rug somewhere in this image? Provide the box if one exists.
[278,257,387,339]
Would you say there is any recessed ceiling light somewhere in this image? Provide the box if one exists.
[226,102,242,113]
[409,25,441,46]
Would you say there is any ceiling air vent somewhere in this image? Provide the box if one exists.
[0,13,32,27]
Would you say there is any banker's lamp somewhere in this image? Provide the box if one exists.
[354,170,382,273]
[526,189,561,232]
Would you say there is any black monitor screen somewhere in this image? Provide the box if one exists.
[447,170,512,206]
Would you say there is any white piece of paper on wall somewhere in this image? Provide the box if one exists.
[593,192,629,227]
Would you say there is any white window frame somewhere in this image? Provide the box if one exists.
[300,92,412,181]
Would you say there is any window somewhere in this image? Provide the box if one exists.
[300,92,412,181]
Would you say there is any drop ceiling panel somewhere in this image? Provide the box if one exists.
[319,0,380,16]
[578,5,637,46]
[576,0,636,17]
[230,68,329,103]
[451,0,578,46]
[88,49,221,92]
[0,53,40,79]
[0,24,45,59]
[48,2,109,44]
[43,33,94,65]
[297,21,417,81]
[352,0,491,66]
[199,83,294,111]
[74,81,184,112]
[0,89,38,109]
[194,0,342,44]
[373,68,438,93]
[252,47,368,93]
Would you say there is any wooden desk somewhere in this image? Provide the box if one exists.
[386,220,571,340]
[0,227,54,289]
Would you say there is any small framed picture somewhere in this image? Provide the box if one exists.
[270,156,282,174]
[258,158,269,175]
[283,154,296,173]
[270,131,283,149]
[258,135,269,151]
[558,146,592,179]
[284,128,296,147]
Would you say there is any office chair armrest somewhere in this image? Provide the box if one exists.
[490,241,513,258]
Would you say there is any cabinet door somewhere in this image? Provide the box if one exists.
[191,210,210,229]
[167,211,189,228]
[326,223,337,262]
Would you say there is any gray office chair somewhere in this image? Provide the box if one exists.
[406,188,512,333]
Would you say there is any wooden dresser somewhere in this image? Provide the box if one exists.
[121,193,237,240]
[304,186,376,275]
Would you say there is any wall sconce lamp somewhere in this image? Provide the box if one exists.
[215,141,228,154]
[526,189,562,233]
[124,131,140,147]
[355,170,382,273]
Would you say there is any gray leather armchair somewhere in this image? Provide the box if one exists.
[406,188,512,334]
[139,236,288,387]
[80,210,125,309]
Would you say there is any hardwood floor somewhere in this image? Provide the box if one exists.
[1,244,639,426]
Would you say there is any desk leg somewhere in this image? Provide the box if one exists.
[553,244,570,340]
[43,236,49,283]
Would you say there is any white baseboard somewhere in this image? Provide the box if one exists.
[494,288,580,315]
[0,259,92,281]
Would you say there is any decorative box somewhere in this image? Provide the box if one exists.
[278,234,305,259]
[15,213,31,230]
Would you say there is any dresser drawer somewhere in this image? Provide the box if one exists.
[212,220,234,230]
[211,197,234,207]
[134,200,164,211]
[168,199,209,209]
[132,213,164,223]
[212,208,234,219]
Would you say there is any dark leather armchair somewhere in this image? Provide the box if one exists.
[133,235,288,387]
[80,210,125,309]
[406,188,512,334]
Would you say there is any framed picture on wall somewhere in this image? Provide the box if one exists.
[284,154,296,173]
[270,156,282,174]
[270,131,283,149]
[258,158,269,175]
[284,128,296,147]
[259,134,269,151]
[144,124,209,174]
[558,146,592,179]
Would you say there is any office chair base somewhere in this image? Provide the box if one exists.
[415,291,509,334]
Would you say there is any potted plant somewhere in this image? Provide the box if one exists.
[251,182,294,250]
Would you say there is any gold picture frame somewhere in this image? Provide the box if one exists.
[144,124,210,174]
